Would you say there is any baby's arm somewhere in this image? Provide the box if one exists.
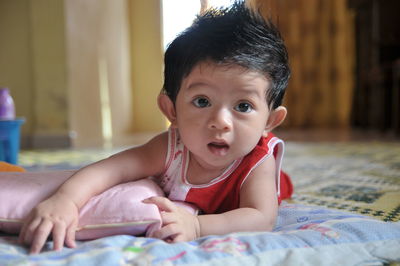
[147,155,278,241]
[199,155,278,235]
[19,132,168,254]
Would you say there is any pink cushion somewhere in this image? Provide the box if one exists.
[0,171,167,240]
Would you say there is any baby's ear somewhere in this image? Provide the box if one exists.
[157,93,177,127]
[263,106,287,136]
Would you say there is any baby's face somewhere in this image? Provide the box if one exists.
[173,61,272,171]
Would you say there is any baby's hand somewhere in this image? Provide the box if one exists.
[143,197,200,242]
[19,193,79,254]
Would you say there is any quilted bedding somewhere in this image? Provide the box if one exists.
[1,203,399,265]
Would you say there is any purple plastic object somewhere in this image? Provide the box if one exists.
[0,88,15,120]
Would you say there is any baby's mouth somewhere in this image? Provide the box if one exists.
[208,142,230,156]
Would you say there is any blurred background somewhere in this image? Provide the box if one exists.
[0,0,399,150]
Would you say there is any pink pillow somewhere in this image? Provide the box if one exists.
[0,171,167,240]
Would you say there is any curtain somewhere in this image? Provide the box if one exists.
[254,0,355,128]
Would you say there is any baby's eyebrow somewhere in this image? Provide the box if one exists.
[186,82,266,100]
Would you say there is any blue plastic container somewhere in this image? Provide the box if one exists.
[0,119,24,164]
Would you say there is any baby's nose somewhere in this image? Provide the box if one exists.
[208,109,232,131]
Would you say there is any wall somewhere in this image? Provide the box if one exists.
[0,0,166,149]
[65,0,165,147]
[0,0,69,148]
[129,0,166,132]
[65,0,135,148]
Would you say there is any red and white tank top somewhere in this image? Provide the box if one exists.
[157,128,293,214]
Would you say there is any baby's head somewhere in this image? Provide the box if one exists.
[163,1,290,110]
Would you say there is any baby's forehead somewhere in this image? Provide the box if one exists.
[191,60,265,77]
[186,61,270,90]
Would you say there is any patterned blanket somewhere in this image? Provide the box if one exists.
[1,203,400,265]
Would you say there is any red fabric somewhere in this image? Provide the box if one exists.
[184,134,293,214]
[278,170,293,204]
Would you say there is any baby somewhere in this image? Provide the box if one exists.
[19,1,292,254]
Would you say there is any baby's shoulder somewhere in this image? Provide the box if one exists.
[146,131,169,149]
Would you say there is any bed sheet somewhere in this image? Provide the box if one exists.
[1,203,399,266]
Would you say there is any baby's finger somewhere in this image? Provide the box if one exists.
[160,211,177,225]
[143,197,176,212]
[19,217,41,245]
[18,215,32,244]
[65,221,77,248]
[30,220,53,254]
[153,224,179,240]
[52,222,66,251]
[172,234,186,243]
[18,218,30,244]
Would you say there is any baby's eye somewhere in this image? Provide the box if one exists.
[234,102,253,113]
[192,97,211,108]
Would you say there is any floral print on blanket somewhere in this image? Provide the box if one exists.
[200,236,249,256]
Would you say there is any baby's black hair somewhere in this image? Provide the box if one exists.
[163,1,290,109]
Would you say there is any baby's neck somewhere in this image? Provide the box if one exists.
[186,155,232,185]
